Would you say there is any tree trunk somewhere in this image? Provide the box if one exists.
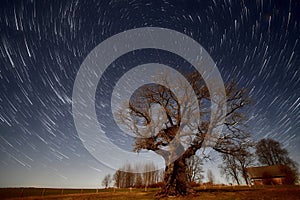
[235,175,240,185]
[156,157,194,197]
[242,169,249,185]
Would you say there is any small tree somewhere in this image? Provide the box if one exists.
[102,174,112,188]
[113,170,123,188]
[186,155,204,183]
[135,173,143,188]
[219,153,241,185]
[143,162,157,187]
[219,135,255,185]
[124,164,135,188]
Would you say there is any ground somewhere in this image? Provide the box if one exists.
[1,186,300,200]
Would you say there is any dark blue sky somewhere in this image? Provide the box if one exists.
[0,0,299,187]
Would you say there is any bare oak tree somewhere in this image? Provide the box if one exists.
[116,71,251,196]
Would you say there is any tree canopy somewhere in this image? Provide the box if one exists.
[116,71,251,196]
[255,138,299,184]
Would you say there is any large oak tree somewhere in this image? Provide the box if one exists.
[116,72,251,196]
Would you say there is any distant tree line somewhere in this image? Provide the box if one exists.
[101,155,205,189]
[112,162,164,188]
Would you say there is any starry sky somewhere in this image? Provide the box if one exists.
[0,0,299,188]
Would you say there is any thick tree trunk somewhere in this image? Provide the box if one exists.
[156,157,194,197]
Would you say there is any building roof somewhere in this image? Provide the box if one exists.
[247,165,287,179]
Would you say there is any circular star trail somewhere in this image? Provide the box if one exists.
[0,0,299,187]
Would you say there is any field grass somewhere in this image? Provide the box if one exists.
[0,187,159,199]
[1,186,300,200]
[0,188,102,199]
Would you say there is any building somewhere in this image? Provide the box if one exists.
[247,165,289,185]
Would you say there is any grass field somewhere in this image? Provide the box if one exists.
[1,186,300,200]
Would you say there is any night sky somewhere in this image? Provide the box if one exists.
[0,0,299,188]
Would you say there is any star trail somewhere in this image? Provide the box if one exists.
[0,0,299,188]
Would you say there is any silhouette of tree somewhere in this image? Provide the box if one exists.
[186,155,204,183]
[256,138,291,165]
[256,138,299,184]
[113,162,163,188]
[102,174,112,188]
[113,170,122,188]
[116,72,251,196]
[219,135,255,185]
[220,153,241,185]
